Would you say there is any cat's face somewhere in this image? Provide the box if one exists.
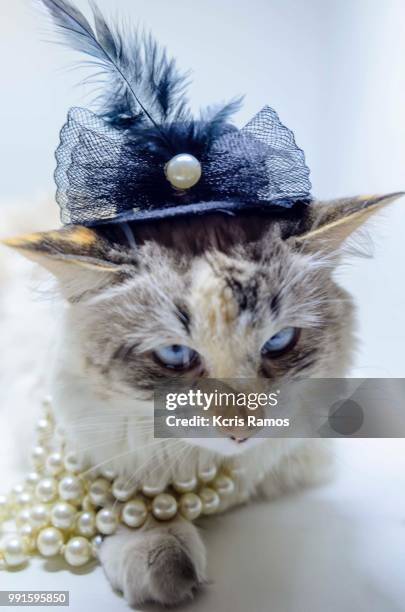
[59,227,354,456]
[68,230,351,389]
[4,193,401,460]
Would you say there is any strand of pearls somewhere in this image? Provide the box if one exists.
[0,398,237,570]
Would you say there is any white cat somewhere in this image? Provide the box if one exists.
[1,192,400,606]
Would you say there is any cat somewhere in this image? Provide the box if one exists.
[2,191,400,607]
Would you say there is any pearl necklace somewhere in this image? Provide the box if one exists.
[0,398,236,569]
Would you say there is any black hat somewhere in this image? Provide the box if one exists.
[40,0,312,226]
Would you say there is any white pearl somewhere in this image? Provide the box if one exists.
[3,536,28,567]
[89,478,111,506]
[76,511,96,537]
[29,504,50,529]
[12,484,25,497]
[165,154,202,190]
[112,477,137,502]
[51,502,76,530]
[96,508,118,535]
[63,452,82,474]
[199,487,220,515]
[35,478,58,503]
[64,537,92,567]
[0,494,10,520]
[142,483,166,498]
[16,508,32,526]
[32,445,46,467]
[19,523,36,552]
[152,494,178,521]
[46,452,64,475]
[16,491,34,507]
[58,475,83,501]
[25,471,41,489]
[173,476,198,493]
[100,467,117,481]
[213,475,235,497]
[91,535,103,557]
[36,417,53,439]
[121,499,148,528]
[198,464,217,483]
[37,527,64,557]
[82,495,94,512]
[179,493,202,521]
[42,395,53,411]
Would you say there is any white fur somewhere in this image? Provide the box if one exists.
[1,200,336,607]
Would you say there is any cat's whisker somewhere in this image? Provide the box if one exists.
[62,421,154,432]
[57,426,161,458]
[60,435,130,456]
[109,440,189,513]
[79,437,179,477]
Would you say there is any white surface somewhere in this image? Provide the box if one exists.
[2,440,405,612]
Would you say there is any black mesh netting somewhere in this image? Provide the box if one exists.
[55,106,311,225]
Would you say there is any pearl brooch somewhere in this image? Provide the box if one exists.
[165,154,202,190]
[0,399,238,570]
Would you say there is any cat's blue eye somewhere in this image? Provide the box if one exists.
[261,327,299,357]
[153,344,200,370]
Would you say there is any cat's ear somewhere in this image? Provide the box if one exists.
[290,192,403,252]
[2,225,131,300]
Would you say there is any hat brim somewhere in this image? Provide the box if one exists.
[82,198,310,227]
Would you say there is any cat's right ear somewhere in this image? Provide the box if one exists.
[2,226,132,300]
[289,192,403,253]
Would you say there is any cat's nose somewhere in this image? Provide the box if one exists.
[230,436,248,444]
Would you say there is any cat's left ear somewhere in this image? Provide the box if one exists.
[2,225,131,299]
[290,192,404,252]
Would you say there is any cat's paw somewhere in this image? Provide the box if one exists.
[98,517,206,607]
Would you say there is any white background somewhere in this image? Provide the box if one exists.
[1,1,405,611]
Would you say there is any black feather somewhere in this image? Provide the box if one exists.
[37,0,241,155]
[37,0,189,128]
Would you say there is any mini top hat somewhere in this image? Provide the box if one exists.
[40,0,312,227]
